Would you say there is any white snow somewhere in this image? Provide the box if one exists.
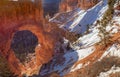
[98,66,120,77]
[99,43,120,61]
[106,25,119,34]
[73,27,100,50]
[71,64,83,72]
[76,47,95,60]
[69,46,94,72]
[113,16,120,25]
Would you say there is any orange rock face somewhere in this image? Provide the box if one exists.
[60,0,78,12]
[78,0,99,9]
[60,0,99,12]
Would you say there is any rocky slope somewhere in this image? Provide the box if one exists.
[38,0,120,77]
[0,0,120,77]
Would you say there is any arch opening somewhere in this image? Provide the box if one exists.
[11,30,38,63]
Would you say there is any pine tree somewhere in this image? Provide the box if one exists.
[98,0,116,46]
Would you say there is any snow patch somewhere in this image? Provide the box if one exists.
[99,43,120,61]
[98,66,120,77]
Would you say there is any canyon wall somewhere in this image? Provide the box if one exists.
[60,0,99,12]
[78,0,99,9]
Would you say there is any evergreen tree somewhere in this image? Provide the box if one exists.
[98,0,116,46]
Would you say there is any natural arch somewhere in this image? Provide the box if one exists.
[2,24,54,76]
[11,30,38,63]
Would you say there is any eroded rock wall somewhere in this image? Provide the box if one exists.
[60,0,99,12]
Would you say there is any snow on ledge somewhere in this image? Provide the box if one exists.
[98,65,120,77]
[99,43,120,61]
[71,46,95,71]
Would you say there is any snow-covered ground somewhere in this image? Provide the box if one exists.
[39,0,120,76]
[67,0,108,34]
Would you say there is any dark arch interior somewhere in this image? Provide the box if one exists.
[11,30,38,63]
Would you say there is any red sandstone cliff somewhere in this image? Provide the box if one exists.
[60,0,99,12]
[78,0,99,9]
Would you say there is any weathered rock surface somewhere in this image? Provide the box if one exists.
[60,0,99,12]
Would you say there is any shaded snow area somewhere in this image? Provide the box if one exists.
[98,66,120,77]
[67,0,108,34]
[50,0,108,34]
[40,50,79,76]
[49,8,81,24]
[113,15,120,25]
[39,47,94,76]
